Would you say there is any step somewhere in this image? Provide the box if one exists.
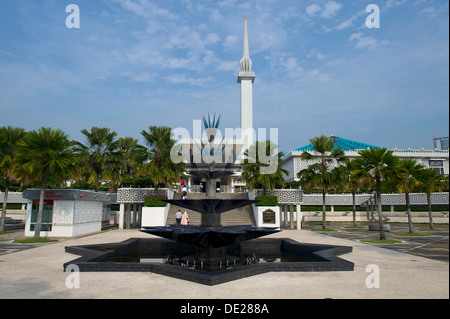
[166,192,255,227]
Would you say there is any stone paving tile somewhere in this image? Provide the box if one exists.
[301,223,449,263]
[0,228,448,299]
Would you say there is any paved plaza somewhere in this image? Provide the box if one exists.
[0,225,448,299]
[302,223,449,263]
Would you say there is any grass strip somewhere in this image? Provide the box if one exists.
[14,238,58,244]
[361,239,402,244]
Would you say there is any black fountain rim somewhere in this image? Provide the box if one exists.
[63,237,354,286]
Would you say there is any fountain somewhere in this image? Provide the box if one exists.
[64,115,354,285]
[140,114,280,272]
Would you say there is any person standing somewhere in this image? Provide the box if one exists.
[182,185,187,200]
[181,211,189,225]
[175,210,182,225]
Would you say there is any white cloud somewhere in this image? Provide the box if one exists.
[385,0,407,10]
[201,49,238,72]
[218,0,237,8]
[216,60,238,72]
[307,51,326,60]
[133,72,155,82]
[110,0,177,20]
[321,1,342,18]
[280,57,330,83]
[223,35,238,50]
[306,4,321,17]
[165,73,213,86]
[335,16,356,30]
[306,1,342,19]
[206,33,220,45]
[419,6,438,17]
[282,57,304,78]
[167,58,193,69]
[348,32,389,50]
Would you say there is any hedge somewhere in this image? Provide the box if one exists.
[144,194,167,207]
[255,195,278,207]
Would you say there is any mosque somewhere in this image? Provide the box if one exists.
[5,18,447,238]
[182,17,449,192]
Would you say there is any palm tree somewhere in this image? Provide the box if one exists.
[139,126,184,187]
[297,136,345,229]
[392,159,426,233]
[108,137,147,192]
[341,159,366,226]
[118,137,146,178]
[0,126,26,232]
[241,140,288,193]
[417,168,445,229]
[74,127,120,192]
[14,127,74,238]
[355,148,399,240]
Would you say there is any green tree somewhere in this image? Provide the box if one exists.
[139,126,184,187]
[14,127,74,238]
[0,126,26,232]
[108,137,147,192]
[297,136,345,229]
[392,159,426,233]
[241,140,288,193]
[117,137,146,178]
[416,168,446,229]
[355,148,399,240]
[341,159,366,226]
[74,127,120,192]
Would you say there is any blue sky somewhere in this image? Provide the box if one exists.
[0,0,448,152]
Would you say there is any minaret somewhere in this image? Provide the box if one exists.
[237,16,255,136]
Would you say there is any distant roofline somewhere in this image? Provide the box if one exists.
[283,136,449,160]
[292,136,381,152]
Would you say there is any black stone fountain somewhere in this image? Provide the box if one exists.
[64,115,353,285]
[141,114,281,272]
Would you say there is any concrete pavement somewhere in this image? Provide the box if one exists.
[302,223,449,262]
[0,228,448,299]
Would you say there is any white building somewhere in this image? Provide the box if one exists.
[281,136,450,181]
[22,189,109,237]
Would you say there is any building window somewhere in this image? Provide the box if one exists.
[428,160,444,175]
[30,200,53,232]
[433,136,449,151]
[431,168,444,175]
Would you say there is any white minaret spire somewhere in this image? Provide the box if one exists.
[238,15,255,138]
[240,15,252,72]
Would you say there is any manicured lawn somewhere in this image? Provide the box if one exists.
[13,238,58,243]
[311,228,337,232]
[361,239,402,244]
[395,232,430,237]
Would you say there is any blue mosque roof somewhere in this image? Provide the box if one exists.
[293,136,381,152]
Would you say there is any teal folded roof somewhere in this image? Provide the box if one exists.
[294,136,381,152]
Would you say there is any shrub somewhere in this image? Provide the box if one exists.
[144,194,167,207]
[255,195,278,206]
